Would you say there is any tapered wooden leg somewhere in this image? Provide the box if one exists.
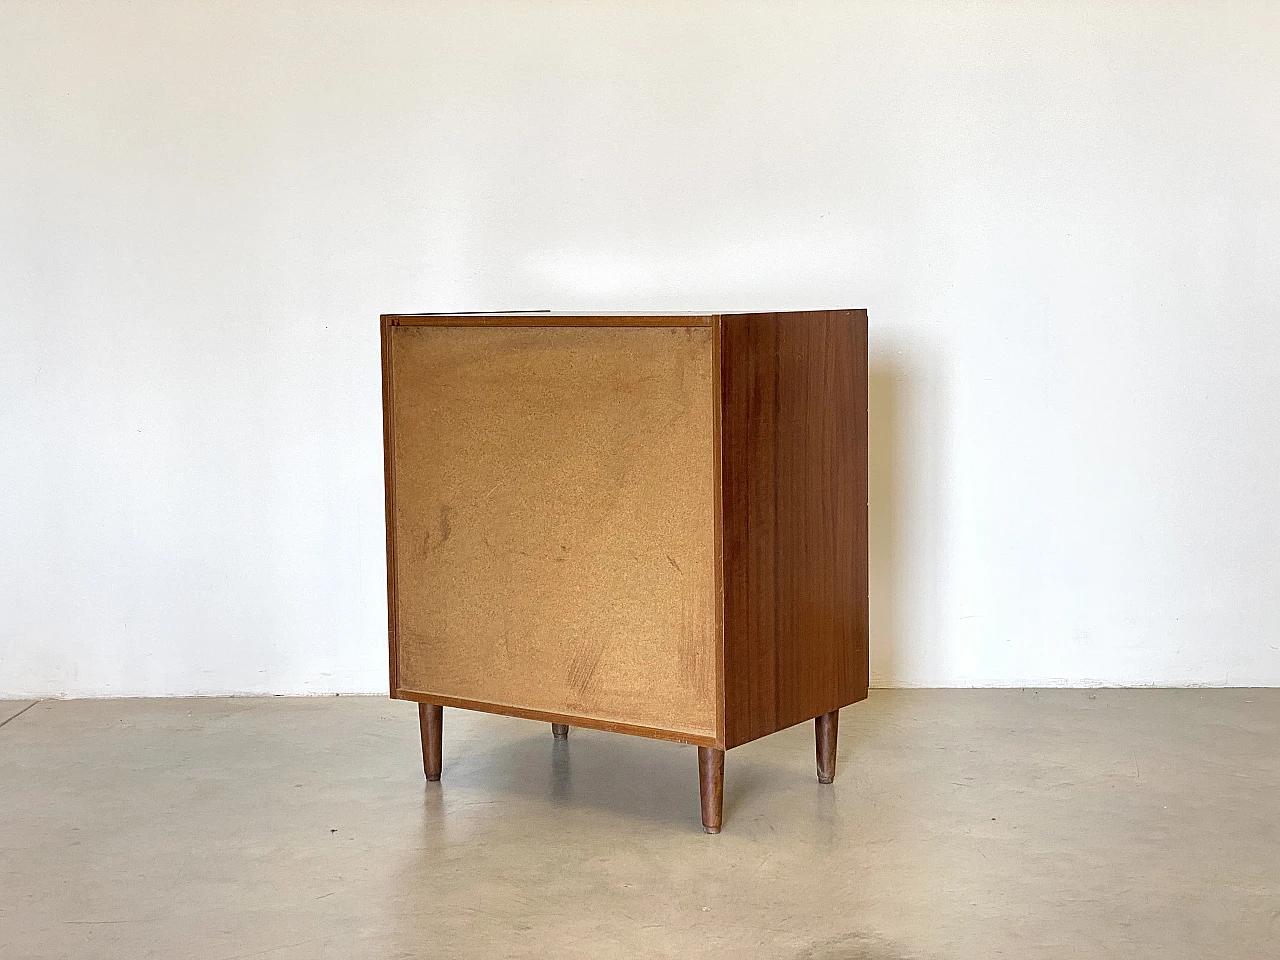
[698,747,724,834]
[551,723,569,740]
[419,703,442,781]
[815,709,839,784]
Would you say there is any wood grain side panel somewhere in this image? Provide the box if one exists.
[720,310,869,748]
[387,324,719,738]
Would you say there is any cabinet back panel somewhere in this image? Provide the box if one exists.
[386,324,718,739]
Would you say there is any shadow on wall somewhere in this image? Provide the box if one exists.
[868,337,949,688]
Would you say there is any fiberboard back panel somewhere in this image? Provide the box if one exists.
[387,323,718,738]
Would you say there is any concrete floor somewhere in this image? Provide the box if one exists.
[1,691,1277,959]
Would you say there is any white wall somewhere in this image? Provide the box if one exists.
[3,0,1278,697]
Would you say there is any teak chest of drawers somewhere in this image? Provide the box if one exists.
[381,310,868,832]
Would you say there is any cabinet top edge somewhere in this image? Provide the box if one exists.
[383,314,716,327]
[717,308,867,318]
[382,310,866,328]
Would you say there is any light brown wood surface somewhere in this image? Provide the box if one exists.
[386,324,719,739]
